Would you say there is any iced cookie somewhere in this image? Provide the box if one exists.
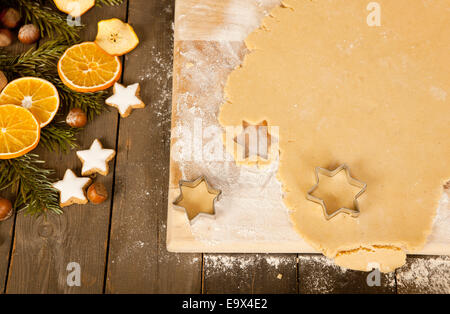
[105,82,145,118]
[76,139,116,176]
[53,169,91,207]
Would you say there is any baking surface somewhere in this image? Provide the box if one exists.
[167,0,450,255]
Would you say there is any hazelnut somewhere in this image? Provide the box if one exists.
[66,108,87,128]
[87,182,108,204]
[18,24,40,44]
[0,8,21,29]
[0,29,13,47]
[0,71,7,92]
[0,197,13,221]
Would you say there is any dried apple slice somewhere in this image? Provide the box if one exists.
[95,18,139,56]
[53,0,95,17]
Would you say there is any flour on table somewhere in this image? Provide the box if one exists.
[205,254,294,273]
[397,256,450,293]
[205,255,255,273]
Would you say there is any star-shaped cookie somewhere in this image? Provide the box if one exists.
[105,82,145,118]
[53,169,92,207]
[76,139,116,176]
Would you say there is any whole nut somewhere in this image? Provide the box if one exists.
[0,29,13,47]
[66,108,87,128]
[18,24,40,44]
[0,197,13,221]
[0,71,7,92]
[0,8,21,29]
[87,183,108,204]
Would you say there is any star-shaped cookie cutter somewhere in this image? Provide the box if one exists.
[306,164,367,220]
[173,175,222,224]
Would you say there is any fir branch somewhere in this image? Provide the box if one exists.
[5,0,81,43]
[0,39,69,81]
[96,0,124,6]
[0,154,62,216]
[0,40,108,119]
[56,83,108,120]
[40,121,79,152]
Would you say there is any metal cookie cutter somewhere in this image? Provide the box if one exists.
[306,164,367,220]
[173,175,222,224]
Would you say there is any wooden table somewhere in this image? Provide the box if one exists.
[0,0,448,294]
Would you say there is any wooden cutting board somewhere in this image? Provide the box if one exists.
[167,0,450,255]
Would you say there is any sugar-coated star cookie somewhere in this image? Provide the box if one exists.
[53,169,92,207]
[105,82,145,118]
[76,139,116,176]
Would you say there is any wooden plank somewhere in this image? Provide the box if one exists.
[203,254,298,294]
[105,0,202,293]
[5,2,127,293]
[396,255,450,294]
[297,254,396,294]
[0,208,13,294]
[0,41,31,293]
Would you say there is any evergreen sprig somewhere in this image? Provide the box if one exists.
[0,154,62,216]
[96,0,124,6]
[0,39,69,81]
[40,121,79,152]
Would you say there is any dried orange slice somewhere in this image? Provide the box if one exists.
[53,0,95,17]
[58,42,122,93]
[0,105,40,159]
[95,18,139,56]
[0,77,59,128]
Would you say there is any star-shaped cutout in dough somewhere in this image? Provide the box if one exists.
[306,164,366,220]
[173,176,221,223]
[105,82,145,118]
[234,120,278,161]
[76,139,116,176]
[53,169,92,207]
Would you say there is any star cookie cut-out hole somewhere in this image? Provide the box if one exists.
[53,169,92,207]
[105,82,145,118]
[234,120,278,162]
[173,176,221,224]
[306,164,366,220]
[76,139,116,176]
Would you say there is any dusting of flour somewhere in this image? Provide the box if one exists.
[397,256,450,293]
[172,39,301,244]
[427,191,450,245]
[171,0,304,245]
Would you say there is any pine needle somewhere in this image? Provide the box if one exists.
[40,121,79,152]
[96,0,124,6]
[0,155,62,216]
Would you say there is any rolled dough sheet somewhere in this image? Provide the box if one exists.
[218,0,450,272]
